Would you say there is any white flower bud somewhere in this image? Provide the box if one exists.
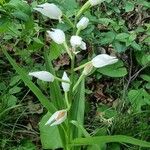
[45,109,67,126]
[62,72,70,92]
[70,35,86,50]
[47,29,65,44]
[29,71,54,82]
[80,41,86,50]
[89,0,104,6]
[34,3,62,21]
[91,54,118,68]
[76,17,89,30]
[70,35,82,48]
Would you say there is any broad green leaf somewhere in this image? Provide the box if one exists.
[71,135,150,147]
[116,33,129,42]
[131,41,141,51]
[128,89,150,112]
[113,41,127,52]
[141,74,150,82]
[9,86,21,94]
[9,75,20,86]
[1,48,56,112]
[39,112,63,149]
[136,52,150,66]
[97,61,127,77]
[124,2,134,12]
[100,31,116,45]
[98,18,114,25]
[7,95,17,107]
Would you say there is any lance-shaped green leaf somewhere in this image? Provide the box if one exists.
[1,48,56,112]
[71,135,150,147]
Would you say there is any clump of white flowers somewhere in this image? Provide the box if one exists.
[31,0,117,127]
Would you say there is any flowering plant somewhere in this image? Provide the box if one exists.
[2,0,150,150]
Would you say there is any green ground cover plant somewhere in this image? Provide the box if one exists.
[0,0,150,149]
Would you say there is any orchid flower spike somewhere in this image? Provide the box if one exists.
[45,109,67,126]
[89,0,105,6]
[77,17,89,30]
[29,71,54,82]
[47,29,65,44]
[91,54,118,68]
[34,3,62,21]
[62,72,70,92]
[70,35,86,50]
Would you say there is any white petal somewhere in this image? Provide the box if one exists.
[45,109,67,126]
[70,35,82,48]
[62,72,70,92]
[89,0,104,6]
[80,41,86,50]
[34,3,62,20]
[76,17,89,30]
[47,29,65,44]
[29,71,54,82]
[91,54,118,68]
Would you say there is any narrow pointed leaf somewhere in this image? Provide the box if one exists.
[71,135,150,147]
[2,48,56,112]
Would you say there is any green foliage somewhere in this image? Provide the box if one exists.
[0,0,150,149]
[39,112,63,149]
[128,89,150,112]
[97,61,127,77]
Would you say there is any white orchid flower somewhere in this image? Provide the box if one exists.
[34,3,62,21]
[77,17,89,30]
[70,35,86,50]
[91,54,118,68]
[45,109,67,126]
[29,71,54,82]
[89,0,105,6]
[62,72,70,92]
[47,29,65,44]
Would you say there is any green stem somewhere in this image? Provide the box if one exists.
[63,42,73,59]
[76,1,91,19]
[54,76,71,84]
[63,14,75,28]
[73,73,85,92]
[76,28,81,35]
[65,92,70,110]
[74,61,92,71]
